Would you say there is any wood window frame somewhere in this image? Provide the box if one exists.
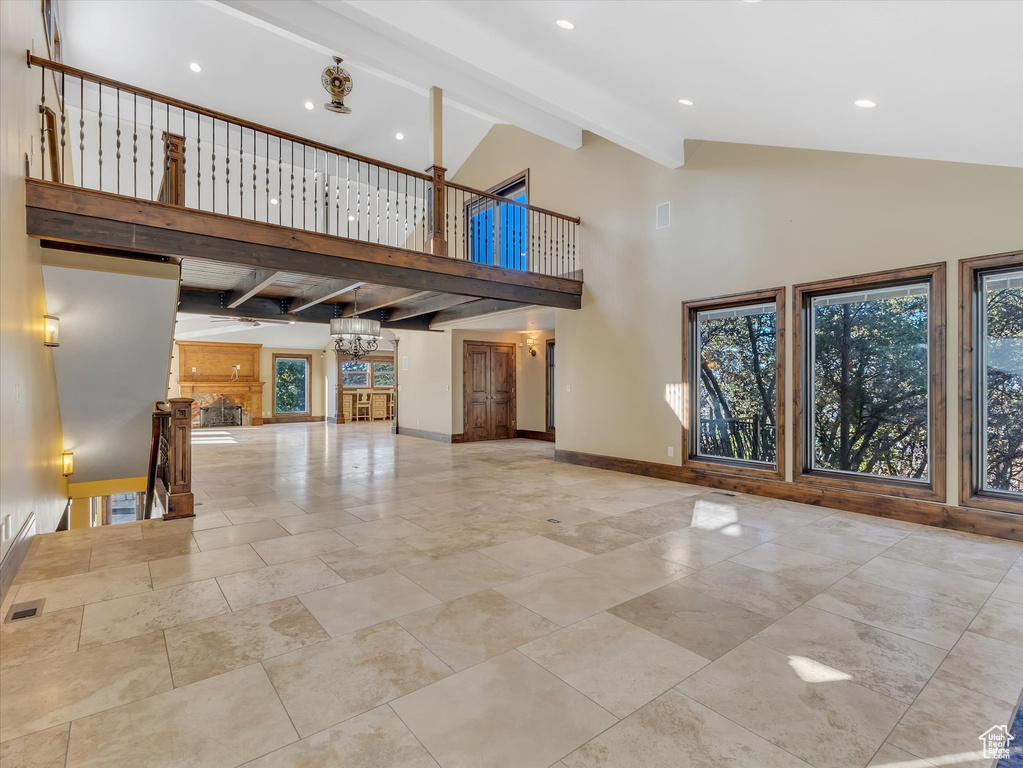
[681,287,786,481]
[793,262,947,501]
[959,250,1023,514]
[272,353,312,419]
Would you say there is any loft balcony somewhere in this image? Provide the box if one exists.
[24,55,582,328]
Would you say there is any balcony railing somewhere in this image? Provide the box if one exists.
[28,55,580,279]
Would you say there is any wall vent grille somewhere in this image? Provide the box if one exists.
[656,202,671,229]
[5,599,44,623]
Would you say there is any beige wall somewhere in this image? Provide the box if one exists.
[453,126,1023,504]
[0,2,67,557]
[518,329,555,433]
[258,348,327,419]
[394,330,452,434]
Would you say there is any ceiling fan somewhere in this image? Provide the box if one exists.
[208,316,294,327]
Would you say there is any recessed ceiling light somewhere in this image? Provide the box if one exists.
[678,99,694,106]
[304,101,315,110]
[270,198,278,205]
[556,19,574,30]
[395,132,404,141]
[189,62,202,73]
[854,99,877,108]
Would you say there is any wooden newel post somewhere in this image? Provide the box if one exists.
[165,397,195,519]
[427,164,447,257]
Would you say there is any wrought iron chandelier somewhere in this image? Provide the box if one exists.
[331,288,380,361]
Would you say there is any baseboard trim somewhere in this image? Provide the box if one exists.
[262,415,326,425]
[517,429,555,442]
[394,426,457,443]
[0,512,37,604]
[555,449,1023,542]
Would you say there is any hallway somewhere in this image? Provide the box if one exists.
[2,423,1021,767]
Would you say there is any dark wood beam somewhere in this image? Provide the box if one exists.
[289,279,364,313]
[388,293,477,322]
[430,299,529,327]
[26,181,583,309]
[226,268,286,309]
[340,287,431,317]
[178,290,432,331]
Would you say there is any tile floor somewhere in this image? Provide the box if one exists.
[1,422,1021,768]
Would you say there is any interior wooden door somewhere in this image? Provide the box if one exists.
[463,342,516,441]
[465,343,492,441]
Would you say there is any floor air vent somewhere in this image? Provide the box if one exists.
[5,599,44,623]
[712,491,737,498]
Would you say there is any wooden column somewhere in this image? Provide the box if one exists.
[165,397,195,519]
[158,132,185,206]
[427,86,447,257]
[392,338,400,434]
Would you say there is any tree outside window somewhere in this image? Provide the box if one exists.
[341,361,369,387]
[275,357,309,414]
[373,362,395,388]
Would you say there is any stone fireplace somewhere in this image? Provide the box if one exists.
[175,341,265,427]
[199,397,243,428]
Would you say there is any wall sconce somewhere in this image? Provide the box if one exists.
[43,315,60,347]
[526,338,537,357]
[61,450,74,477]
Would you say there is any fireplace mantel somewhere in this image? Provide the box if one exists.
[176,341,265,426]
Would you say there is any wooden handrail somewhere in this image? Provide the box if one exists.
[143,399,194,520]
[447,181,582,224]
[27,53,433,182]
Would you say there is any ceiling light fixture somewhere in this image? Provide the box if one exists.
[854,99,877,108]
[556,19,574,29]
[395,132,404,141]
[304,101,315,110]
[678,99,694,106]
[189,62,203,73]
[331,288,381,361]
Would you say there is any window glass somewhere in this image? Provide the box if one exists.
[693,302,777,464]
[275,357,309,413]
[810,283,930,480]
[341,361,369,388]
[373,362,395,388]
[980,269,1023,494]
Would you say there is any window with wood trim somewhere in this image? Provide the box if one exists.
[273,355,310,416]
[341,358,394,389]
[960,251,1023,513]
[794,263,946,500]
[682,287,786,479]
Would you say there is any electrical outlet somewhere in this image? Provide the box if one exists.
[192,367,197,373]
[668,447,674,458]
[2,515,11,541]
[566,384,571,393]
[416,419,421,427]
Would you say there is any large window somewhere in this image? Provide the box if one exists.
[682,288,785,479]
[274,355,310,416]
[795,264,946,499]
[467,172,529,270]
[960,252,1023,512]
[341,358,394,388]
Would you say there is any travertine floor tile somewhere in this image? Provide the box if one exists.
[399,551,525,601]
[64,663,297,768]
[10,546,92,585]
[628,529,745,569]
[263,621,451,737]
[275,507,363,534]
[808,578,975,650]
[337,516,429,546]
[542,522,644,555]
[570,548,693,594]
[0,723,70,768]
[216,556,345,610]
[887,678,1013,768]
[882,529,1021,583]
[391,650,617,768]
[148,543,265,589]
[13,563,152,613]
[0,605,82,670]
[684,518,779,548]
[519,502,610,527]
[494,566,636,626]
[479,536,591,575]
[397,589,558,671]
[193,519,290,551]
[678,640,908,768]
[245,705,439,768]
[0,632,173,743]
[320,539,434,581]
[752,605,946,703]
[681,561,820,619]
[851,556,995,611]
[79,578,229,648]
[728,542,859,589]
[139,512,232,538]
[345,499,425,521]
[866,743,928,767]
[609,582,775,660]
[88,533,199,571]
[603,503,694,539]
[403,528,510,558]
[521,612,708,717]
[769,527,891,565]
[299,570,441,636]
[165,597,329,686]
[250,528,355,565]
[223,501,306,525]
[969,597,1023,647]
[562,690,813,768]
[934,630,1023,705]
